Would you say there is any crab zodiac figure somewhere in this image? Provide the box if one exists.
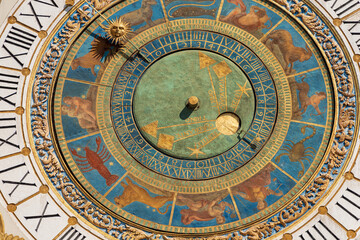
[275,125,317,178]
[70,137,119,186]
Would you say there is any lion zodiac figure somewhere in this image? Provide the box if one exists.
[263,29,313,74]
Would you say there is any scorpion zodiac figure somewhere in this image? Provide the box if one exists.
[70,137,119,186]
[275,125,316,178]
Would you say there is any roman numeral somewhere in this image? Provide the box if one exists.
[327,0,359,18]
[299,220,339,240]
[24,202,60,232]
[0,116,19,150]
[0,72,19,109]
[0,131,19,149]
[19,0,59,29]
[0,117,16,129]
[0,163,37,197]
[335,188,360,220]
[344,20,360,32]
[1,27,37,67]
[0,162,26,174]
[0,72,20,109]
[0,72,19,90]
[59,227,86,240]
[342,20,360,50]
[2,171,37,197]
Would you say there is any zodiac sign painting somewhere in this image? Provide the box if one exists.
[221,0,272,33]
[175,193,237,226]
[60,80,99,139]
[114,178,174,214]
[275,125,316,178]
[69,37,106,80]
[113,177,174,224]
[292,74,327,121]
[263,29,313,74]
[295,75,326,116]
[70,137,119,186]
[121,0,158,27]
[70,35,123,80]
[62,96,98,131]
[274,123,324,180]
[231,164,284,215]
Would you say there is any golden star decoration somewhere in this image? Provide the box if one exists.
[187,145,205,158]
[236,82,252,97]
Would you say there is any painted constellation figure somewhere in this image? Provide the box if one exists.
[178,195,235,225]
[70,137,119,186]
[62,96,98,130]
[263,29,313,74]
[294,75,326,117]
[275,125,316,178]
[232,164,283,211]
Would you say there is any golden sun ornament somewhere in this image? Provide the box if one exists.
[105,17,131,45]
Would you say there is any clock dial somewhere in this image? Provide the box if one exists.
[48,0,336,234]
[0,0,359,239]
[132,49,257,160]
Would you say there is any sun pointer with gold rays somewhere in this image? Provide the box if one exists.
[104,17,132,45]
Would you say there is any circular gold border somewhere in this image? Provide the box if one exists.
[50,3,334,236]
[23,0,357,238]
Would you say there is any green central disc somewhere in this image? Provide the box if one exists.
[133,50,255,159]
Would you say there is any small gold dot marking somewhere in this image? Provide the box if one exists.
[333,18,342,27]
[282,233,293,240]
[347,230,356,239]
[353,54,360,63]
[21,147,31,156]
[318,206,328,215]
[21,68,30,76]
[68,217,78,225]
[8,16,17,24]
[38,30,47,39]
[345,172,354,180]
[39,185,49,194]
[7,204,17,212]
[15,106,24,115]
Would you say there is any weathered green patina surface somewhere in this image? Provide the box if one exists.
[133,50,255,159]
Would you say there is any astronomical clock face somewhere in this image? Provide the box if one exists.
[1,0,360,239]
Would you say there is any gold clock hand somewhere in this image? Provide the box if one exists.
[84,0,150,62]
